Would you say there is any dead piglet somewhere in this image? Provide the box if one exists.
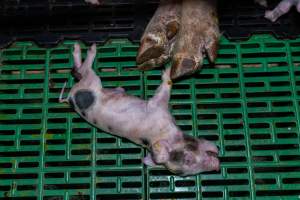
[264,0,300,22]
[171,0,220,79]
[136,0,182,70]
[60,44,220,176]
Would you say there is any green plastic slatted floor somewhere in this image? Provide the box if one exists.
[0,34,300,200]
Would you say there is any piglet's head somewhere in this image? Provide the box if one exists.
[146,134,220,176]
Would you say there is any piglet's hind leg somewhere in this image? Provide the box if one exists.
[72,43,102,88]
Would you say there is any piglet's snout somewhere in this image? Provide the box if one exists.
[199,139,220,171]
[199,139,219,154]
[206,150,218,158]
[206,150,220,171]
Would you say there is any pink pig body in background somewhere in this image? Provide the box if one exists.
[59,44,220,176]
[85,0,101,5]
[256,0,300,22]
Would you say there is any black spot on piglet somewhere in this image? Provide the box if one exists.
[141,138,149,147]
[69,97,75,108]
[169,150,184,164]
[74,90,95,110]
[93,119,97,125]
[183,134,198,152]
[107,126,113,132]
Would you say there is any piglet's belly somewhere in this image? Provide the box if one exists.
[84,96,156,141]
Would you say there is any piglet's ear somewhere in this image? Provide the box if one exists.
[143,154,157,167]
[151,140,170,164]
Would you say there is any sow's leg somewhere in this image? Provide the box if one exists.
[136,0,182,70]
[171,0,220,79]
